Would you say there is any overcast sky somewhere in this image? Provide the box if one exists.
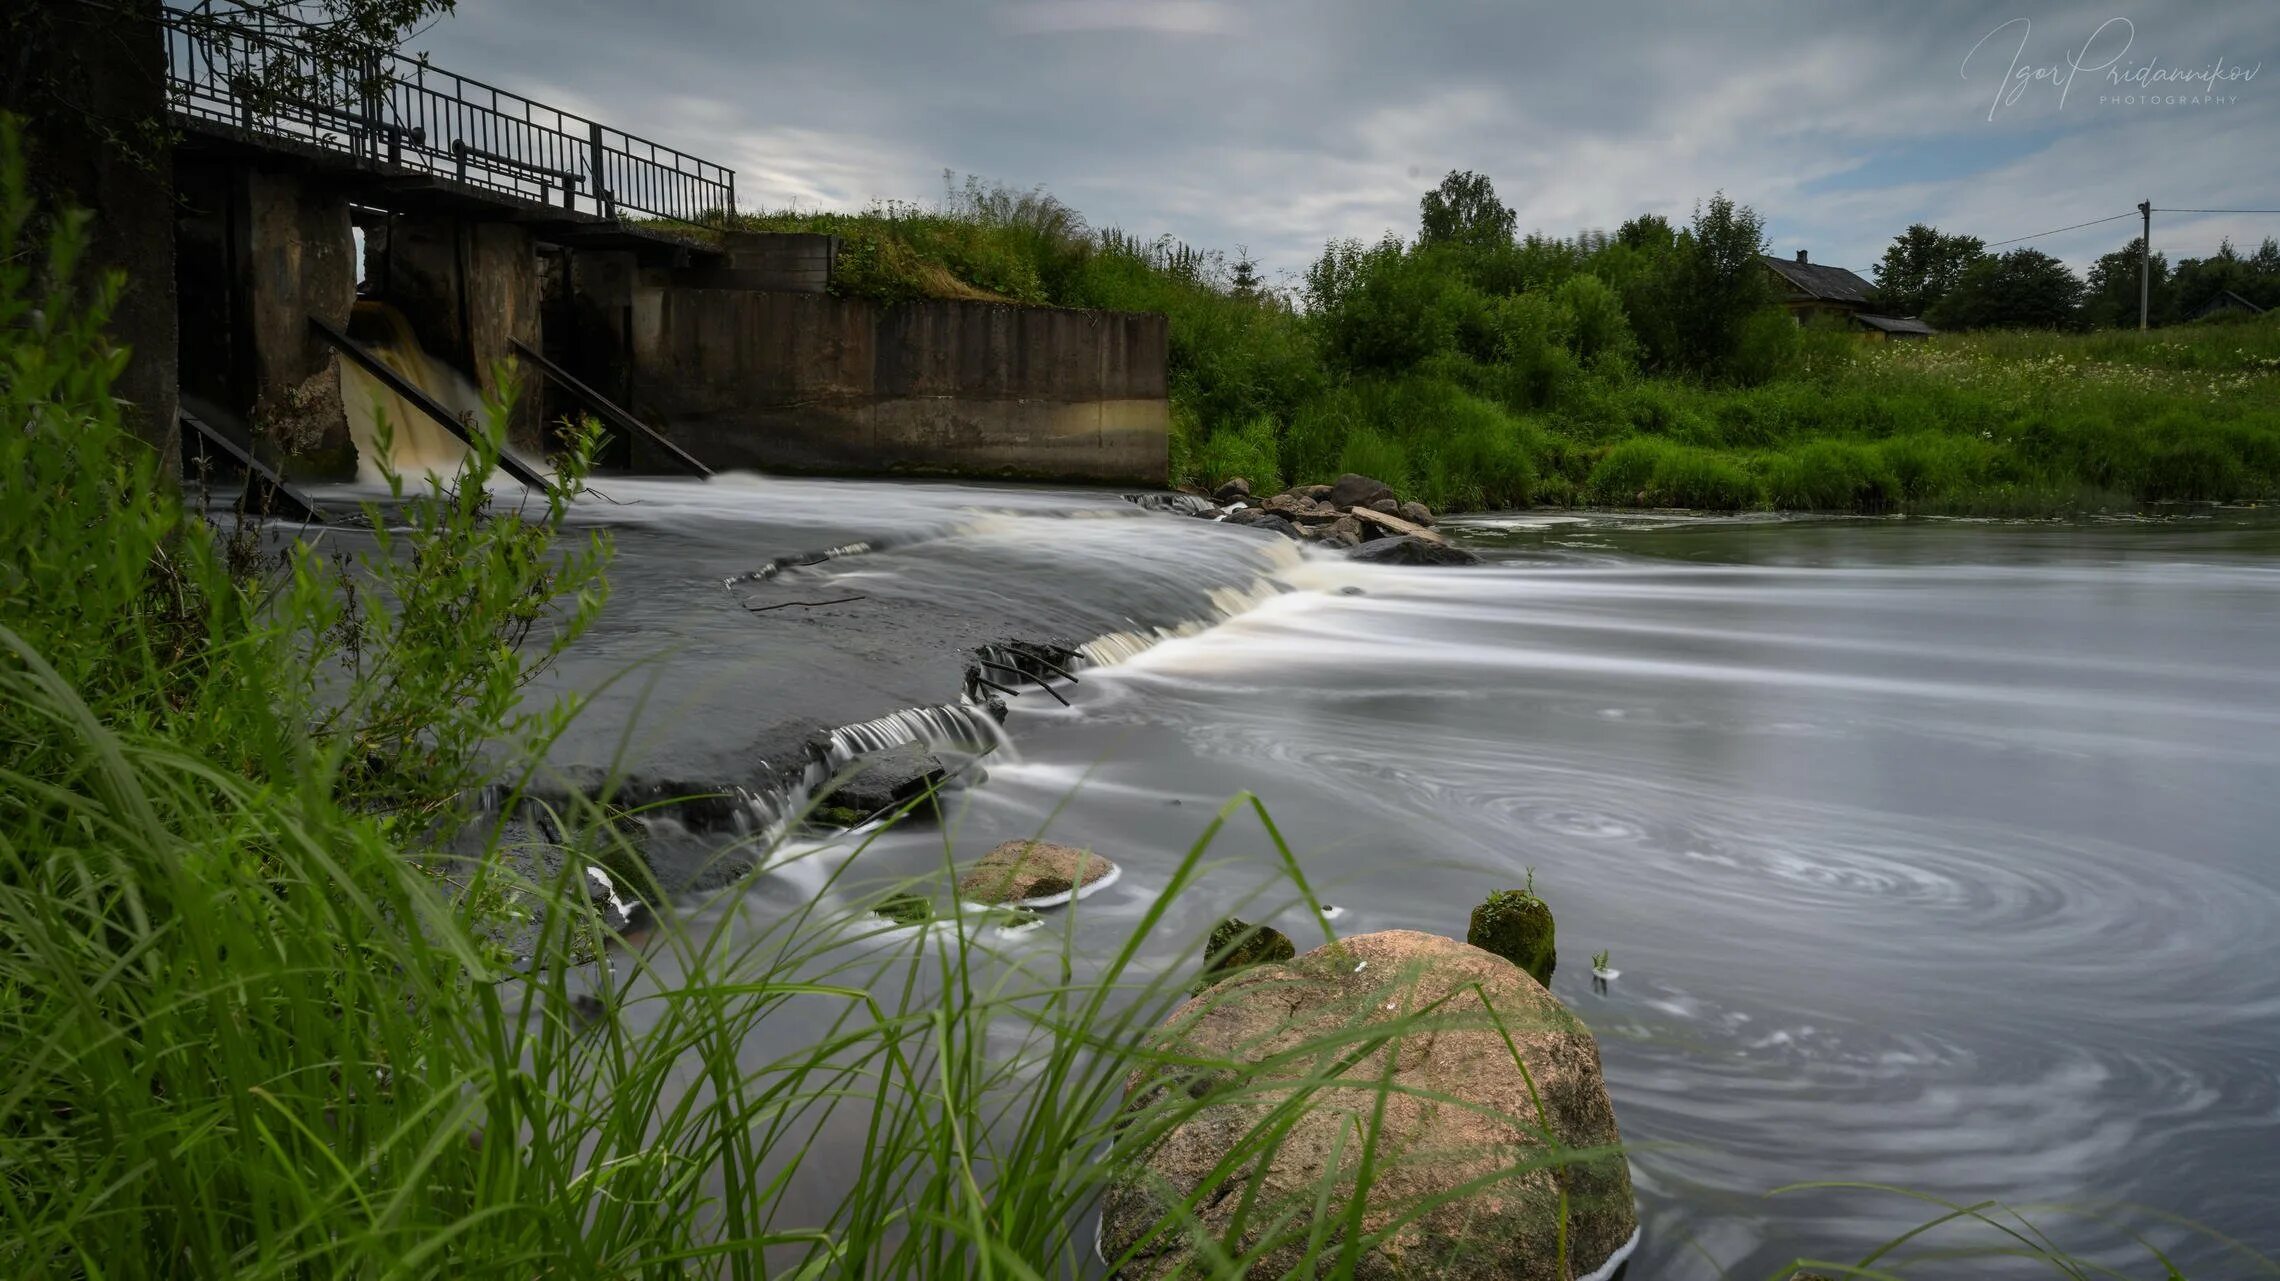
[422,2,2275,287]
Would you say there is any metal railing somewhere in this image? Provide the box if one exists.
[160,4,735,229]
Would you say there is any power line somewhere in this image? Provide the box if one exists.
[1983,210,2137,248]
[2155,208,2280,215]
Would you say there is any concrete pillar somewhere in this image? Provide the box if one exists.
[244,168,356,479]
[8,0,178,464]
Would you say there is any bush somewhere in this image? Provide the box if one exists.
[1192,414,1285,490]
[1335,426,1415,497]
[1761,439,1903,512]
[1586,438,1759,510]
[1553,273,1635,369]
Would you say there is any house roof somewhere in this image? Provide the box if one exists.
[1763,255,1876,305]
[2189,289,2267,319]
[1855,313,1937,335]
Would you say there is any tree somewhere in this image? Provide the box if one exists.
[2082,237,2174,328]
[2171,237,2280,318]
[1635,192,1777,377]
[1418,170,1516,253]
[1926,248,2085,330]
[1304,234,1483,375]
[1871,224,1985,317]
[1614,214,1677,254]
[1228,245,1262,301]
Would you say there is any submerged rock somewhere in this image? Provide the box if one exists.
[1348,535,1484,566]
[1468,886,1557,987]
[956,839,1116,906]
[873,892,934,926]
[822,741,945,816]
[1102,929,1638,1280]
[1198,917,1296,992]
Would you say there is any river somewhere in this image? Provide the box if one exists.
[504,477,2280,1276]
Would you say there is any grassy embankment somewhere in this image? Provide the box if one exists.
[8,139,2266,1274]
[737,190,2280,517]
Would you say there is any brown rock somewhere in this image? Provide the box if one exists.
[1328,473,1397,509]
[955,839,1115,905]
[1329,515,1362,541]
[1101,930,1637,1280]
[1369,497,1400,515]
[1297,484,1333,501]
[1350,505,1449,545]
[1398,500,1435,527]
[1213,477,1252,503]
[1263,492,1303,514]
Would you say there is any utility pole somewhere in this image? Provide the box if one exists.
[2138,199,2152,331]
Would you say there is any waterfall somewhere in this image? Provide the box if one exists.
[339,300,486,483]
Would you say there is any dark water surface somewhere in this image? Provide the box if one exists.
[566,482,2280,1277]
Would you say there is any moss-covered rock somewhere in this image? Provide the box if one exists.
[810,803,866,829]
[1467,887,1556,987]
[872,893,934,926]
[1196,917,1297,994]
[955,839,1115,906]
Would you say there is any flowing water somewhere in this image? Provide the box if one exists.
[340,300,485,483]
[342,455,2280,1275]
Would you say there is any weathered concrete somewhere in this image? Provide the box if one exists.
[7,0,178,463]
[707,231,837,293]
[244,168,357,476]
[364,213,544,450]
[626,288,1170,485]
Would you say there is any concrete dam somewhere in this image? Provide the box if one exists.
[161,6,1169,489]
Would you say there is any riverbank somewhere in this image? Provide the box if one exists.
[732,187,2280,519]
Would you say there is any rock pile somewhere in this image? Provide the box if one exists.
[1182,474,1480,563]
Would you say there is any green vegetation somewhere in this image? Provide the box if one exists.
[738,172,2280,515]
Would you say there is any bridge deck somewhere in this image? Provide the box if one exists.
[161,4,735,240]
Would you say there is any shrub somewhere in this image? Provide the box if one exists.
[1585,438,1758,510]
[1193,414,1285,490]
[1336,426,1416,496]
[1761,439,1903,512]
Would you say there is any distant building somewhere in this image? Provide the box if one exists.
[1762,250,1935,339]
[2187,289,2267,323]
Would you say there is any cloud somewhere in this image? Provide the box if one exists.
[998,1,1238,36]
[422,0,2280,280]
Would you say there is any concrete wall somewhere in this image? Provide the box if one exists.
[243,168,357,475]
[703,232,837,293]
[626,287,1169,485]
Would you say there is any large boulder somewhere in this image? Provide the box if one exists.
[955,838,1116,906]
[1347,535,1484,566]
[1101,930,1638,1280]
[1328,472,1398,509]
